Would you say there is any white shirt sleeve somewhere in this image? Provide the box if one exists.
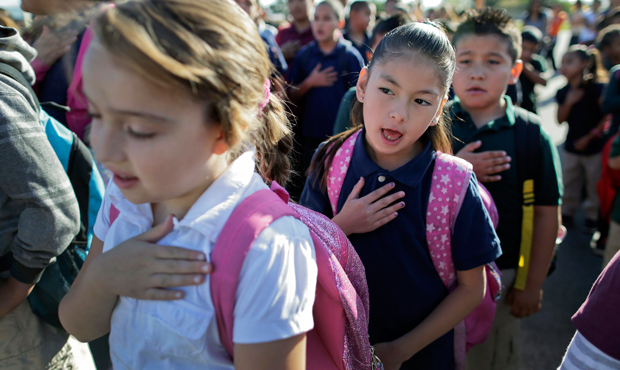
[93,186,112,241]
[232,216,318,344]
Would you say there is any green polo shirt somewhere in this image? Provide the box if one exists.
[449,96,563,270]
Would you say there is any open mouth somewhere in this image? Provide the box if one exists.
[112,172,139,189]
[382,128,403,141]
[467,87,486,94]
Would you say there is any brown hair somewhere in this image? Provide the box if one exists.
[92,0,293,185]
[308,21,455,191]
[566,45,609,84]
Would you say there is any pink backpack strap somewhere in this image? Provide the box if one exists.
[326,130,361,216]
[426,152,472,289]
[210,186,298,359]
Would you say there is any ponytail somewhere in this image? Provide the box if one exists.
[251,79,294,187]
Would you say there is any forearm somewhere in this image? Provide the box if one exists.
[391,274,485,361]
[0,276,35,318]
[525,206,559,290]
[522,66,547,86]
[59,238,117,342]
[557,103,573,124]
[288,79,313,101]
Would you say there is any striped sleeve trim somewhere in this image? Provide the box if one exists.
[558,331,620,370]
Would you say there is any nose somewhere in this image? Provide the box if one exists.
[389,100,408,123]
[470,63,485,80]
[90,120,125,165]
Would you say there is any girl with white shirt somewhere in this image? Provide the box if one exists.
[58,0,318,369]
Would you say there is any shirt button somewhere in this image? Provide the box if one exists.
[378,175,386,183]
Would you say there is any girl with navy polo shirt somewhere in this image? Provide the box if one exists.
[300,22,501,370]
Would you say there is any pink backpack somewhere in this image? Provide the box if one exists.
[326,130,502,370]
[108,183,380,369]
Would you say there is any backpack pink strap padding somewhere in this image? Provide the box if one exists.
[210,188,298,358]
[327,130,361,216]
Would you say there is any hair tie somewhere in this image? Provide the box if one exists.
[258,79,271,114]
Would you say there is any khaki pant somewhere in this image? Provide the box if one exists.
[604,220,620,269]
[560,149,601,221]
[0,299,94,370]
[466,269,520,370]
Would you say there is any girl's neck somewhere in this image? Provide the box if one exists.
[463,97,507,129]
[294,18,311,32]
[568,74,584,88]
[151,156,228,225]
[364,135,425,172]
[318,36,338,53]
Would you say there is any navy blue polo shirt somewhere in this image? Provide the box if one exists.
[287,39,363,139]
[343,31,371,64]
[37,31,85,127]
[300,130,501,369]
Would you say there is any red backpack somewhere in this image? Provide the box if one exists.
[598,133,620,222]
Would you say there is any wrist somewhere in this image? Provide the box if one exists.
[590,128,602,137]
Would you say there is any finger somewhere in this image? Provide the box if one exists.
[325,71,338,77]
[363,182,397,204]
[322,66,335,72]
[370,211,399,231]
[313,63,322,72]
[483,163,510,176]
[154,245,209,262]
[142,288,185,301]
[479,151,509,160]
[461,140,482,153]
[346,177,365,201]
[40,25,50,37]
[155,259,212,274]
[151,273,205,288]
[137,214,175,243]
[479,175,502,183]
[370,191,405,212]
[482,155,511,166]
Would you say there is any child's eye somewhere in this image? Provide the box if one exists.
[458,59,470,65]
[488,60,501,65]
[127,127,156,139]
[379,87,394,95]
[414,99,431,106]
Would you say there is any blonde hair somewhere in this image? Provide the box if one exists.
[93,0,293,185]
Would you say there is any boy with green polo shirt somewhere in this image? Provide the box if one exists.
[448,8,563,370]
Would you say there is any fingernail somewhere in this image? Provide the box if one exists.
[201,264,211,273]
[506,156,511,160]
[196,253,206,261]
[390,183,395,187]
[393,212,398,217]
[175,292,183,298]
[400,202,405,207]
[399,191,405,196]
[193,275,201,283]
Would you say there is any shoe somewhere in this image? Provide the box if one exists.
[583,218,598,234]
[590,231,605,257]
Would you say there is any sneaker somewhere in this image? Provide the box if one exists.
[583,218,598,234]
[590,231,605,257]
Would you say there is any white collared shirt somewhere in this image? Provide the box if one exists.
[93,151,317,370]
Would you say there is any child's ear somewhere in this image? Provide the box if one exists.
[338,19,345,29]
[212,124,230,155]
[509,60,524,85]
[356,67,369,102]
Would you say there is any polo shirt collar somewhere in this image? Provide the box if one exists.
[108,150,258,243]
[452,95,516,130]
[350,128,435,189]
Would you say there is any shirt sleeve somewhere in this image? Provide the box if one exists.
[534,126,564,205]
[0,83,80,284]
[601,67,620,115]
[233,216,318,344]
[452,173,502,271]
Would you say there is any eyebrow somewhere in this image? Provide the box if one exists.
[457,50,508,60]
[379,73,439,96]
[82,91,177,123]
